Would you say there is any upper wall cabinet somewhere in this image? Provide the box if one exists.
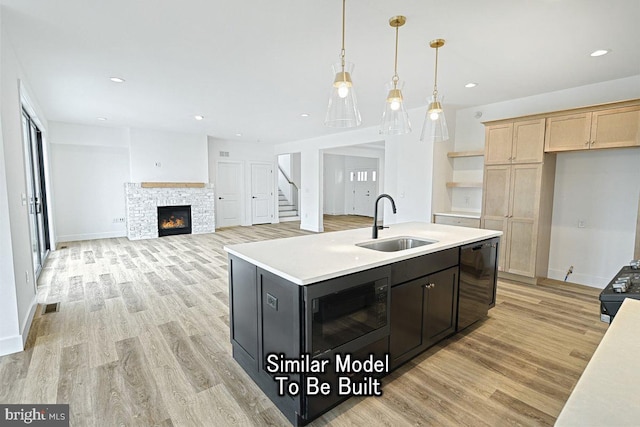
[545,105,640,152]
[485,119,545,165]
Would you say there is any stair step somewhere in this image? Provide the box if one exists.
[279,205,295,212]
[279,210,298,217]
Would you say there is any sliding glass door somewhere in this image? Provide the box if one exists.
[21,109,49,278]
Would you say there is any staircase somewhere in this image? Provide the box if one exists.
[278,189,299,221]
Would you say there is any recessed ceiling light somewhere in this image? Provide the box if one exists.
[300,113,310,117]
[464,83,478,88]
[97,117,107,121]
[109,77,125,83]
[590,49,610,57]
[194,115,204,121]
[235,133,242,137]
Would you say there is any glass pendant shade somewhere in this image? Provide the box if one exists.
[324,62,362,128]
[380,80,411,135]
[420,94,449,142]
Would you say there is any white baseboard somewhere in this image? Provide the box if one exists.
[279,216,300,223]
[0,334,24,357]
[0,294,38,357]
[547,268,607,289]
[300,221,323,233]
[20,296,38,347]
[57,230,126,243]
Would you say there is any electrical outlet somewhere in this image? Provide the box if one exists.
[154,161,162,167]
[578,219,586,228]
[464,196,470,206]
[113,217,126,223]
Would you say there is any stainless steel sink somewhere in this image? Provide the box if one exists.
[356,236,437,252]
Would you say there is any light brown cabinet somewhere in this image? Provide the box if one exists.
[482,160,555,281]
[485,119,545,165]
[545,105,640,152]
[481,99,639,283]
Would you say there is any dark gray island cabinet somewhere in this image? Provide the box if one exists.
[225,222,501,426]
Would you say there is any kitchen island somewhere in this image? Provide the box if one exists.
[224,222,501,425]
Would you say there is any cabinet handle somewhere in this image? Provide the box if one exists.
[585,141,589,146]
[591,140,595,145]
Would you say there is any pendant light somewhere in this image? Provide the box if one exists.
[420,39,449,142]
[380,16,411,135]
[324,0,362,128]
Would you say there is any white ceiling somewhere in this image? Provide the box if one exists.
[2,0,639,144]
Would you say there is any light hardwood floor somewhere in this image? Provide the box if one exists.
[0,215,608,426]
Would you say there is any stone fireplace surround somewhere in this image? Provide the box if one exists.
[125,182,215,240]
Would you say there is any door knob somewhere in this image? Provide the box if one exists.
[218,197,224,200]
[252,196,257,199]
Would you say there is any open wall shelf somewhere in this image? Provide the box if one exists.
[446,182,483,188]
[447,150,484,158]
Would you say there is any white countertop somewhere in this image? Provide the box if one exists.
[555,298,640,426]
[224,222,501,285]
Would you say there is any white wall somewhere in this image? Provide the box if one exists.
[130,128,207,182]
[0,11,21,355]
[49,123,212,241]
[301,149,322,231]
[454,75,640,287]
[275,108,434,232]
[323,154,346,215]
[208,137,275,226]
[49,123,131,241]
[0,16,43,355]
[548,148,640,286]
[323,154,380,216]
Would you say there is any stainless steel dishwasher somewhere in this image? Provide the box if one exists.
[457,238,499,331]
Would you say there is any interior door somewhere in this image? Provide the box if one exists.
[251,163,272,225]
[216,161,243,227]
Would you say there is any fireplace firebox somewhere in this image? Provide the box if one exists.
[157,205,192,237]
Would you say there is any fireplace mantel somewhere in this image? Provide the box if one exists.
[124,182,215,240]
[140,182,206,188]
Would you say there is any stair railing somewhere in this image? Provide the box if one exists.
[277,165,299,215]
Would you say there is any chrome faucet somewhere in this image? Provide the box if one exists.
[372,194,397,239]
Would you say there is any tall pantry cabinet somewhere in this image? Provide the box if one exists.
[481,118,556,283]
